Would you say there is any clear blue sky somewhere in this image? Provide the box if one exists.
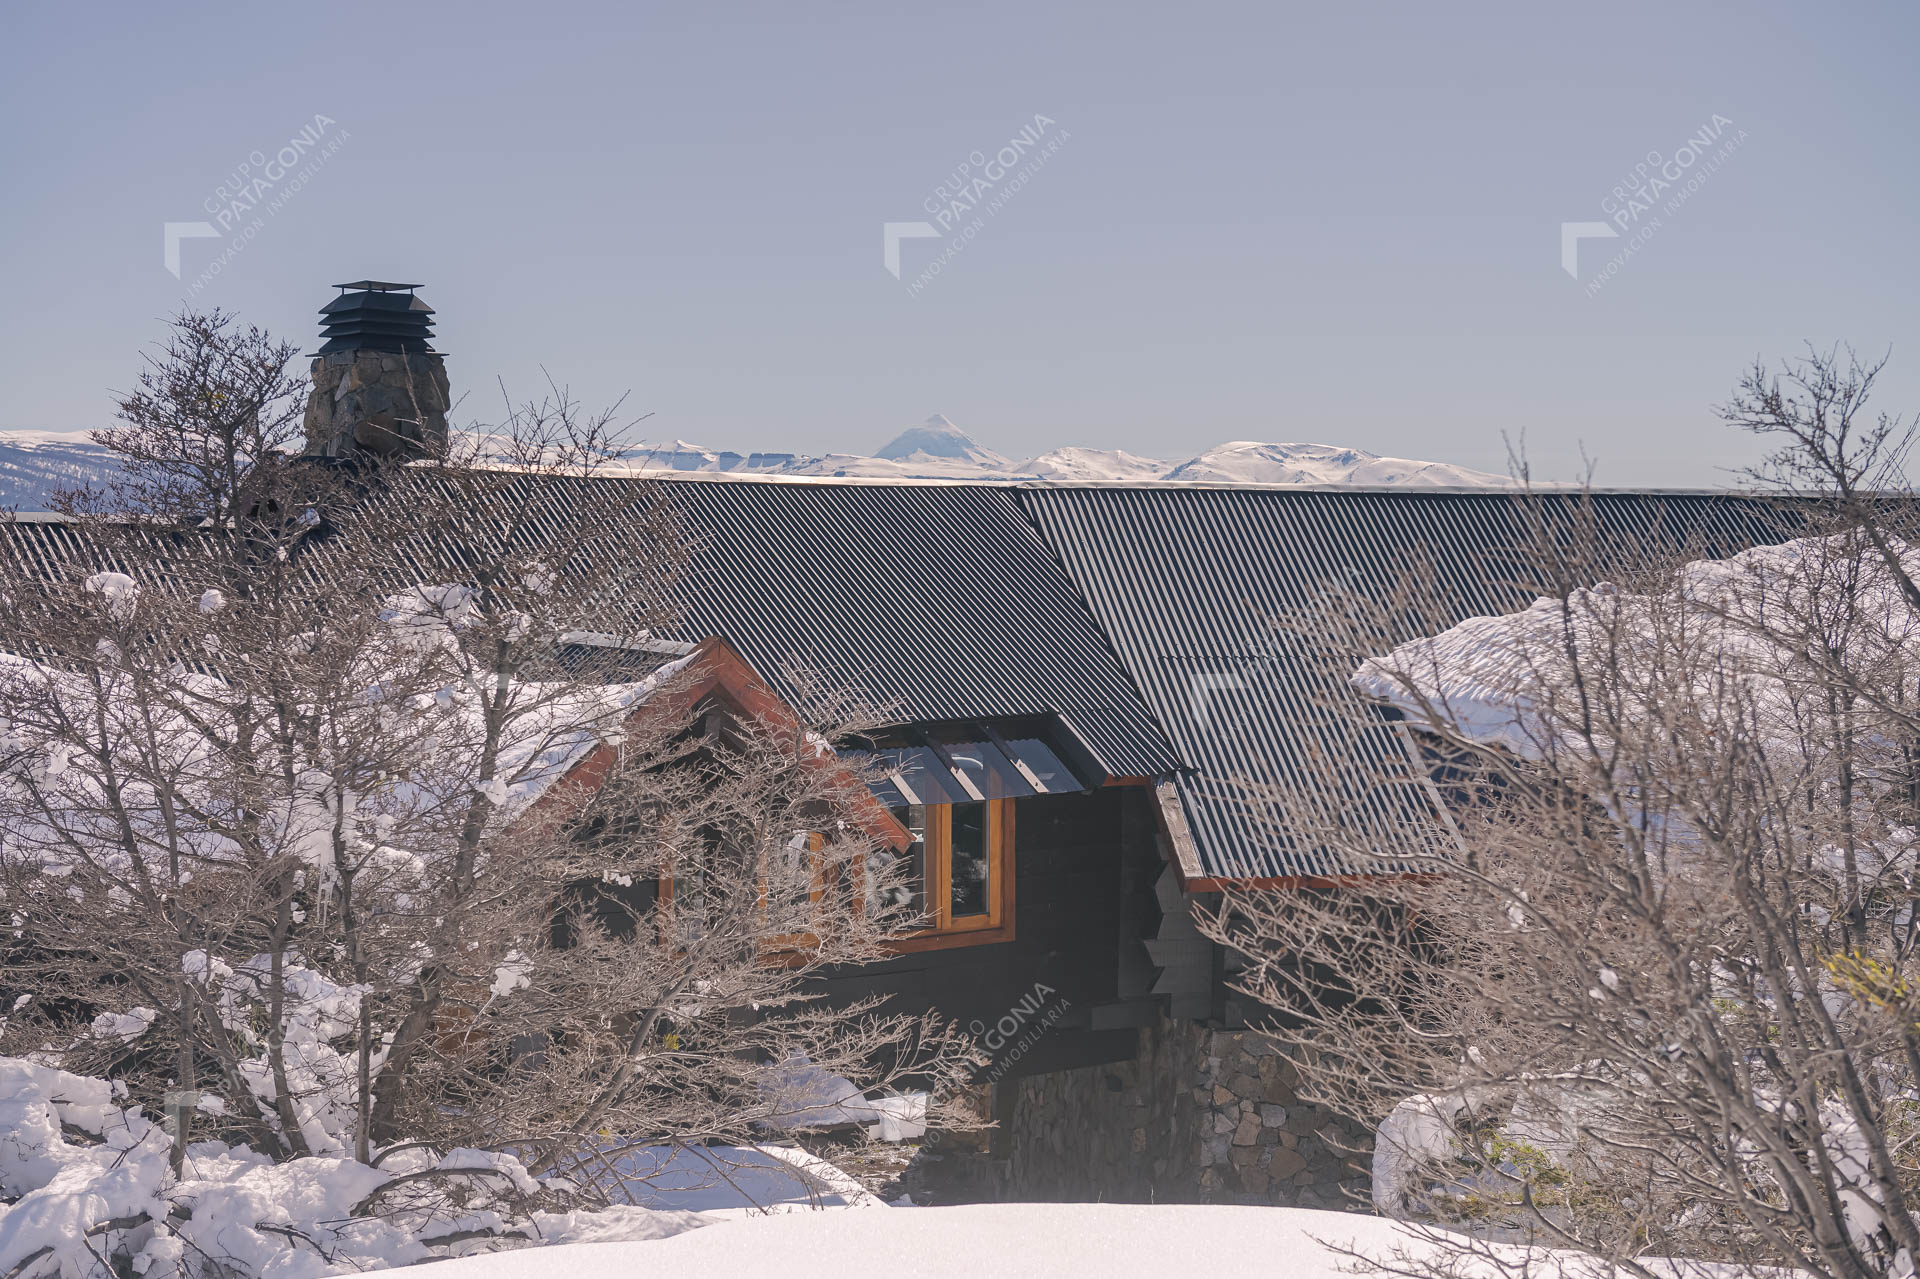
[3,0,1916,484]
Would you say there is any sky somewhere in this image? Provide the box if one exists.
[2,0,1916,485]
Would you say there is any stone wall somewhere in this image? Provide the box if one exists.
[993,1010,1372,1209]
[303,350,450,459]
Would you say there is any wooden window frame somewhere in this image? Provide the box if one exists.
[885,797,1015,954]
[644,809,1017,962]
[761,831,830,951]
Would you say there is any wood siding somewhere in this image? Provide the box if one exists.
[814,786,1161,1079]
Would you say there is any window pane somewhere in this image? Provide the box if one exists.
[1000,735,1078,793]
[876,805,928,921]
[950,802,991,919]
[936,736,1033,800]
[887,747,967,806]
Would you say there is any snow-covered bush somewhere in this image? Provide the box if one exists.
[0,1051,848,1279]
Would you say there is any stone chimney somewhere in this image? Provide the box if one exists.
[302,281,450,459]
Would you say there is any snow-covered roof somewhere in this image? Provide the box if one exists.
[1356,532,1920,766]
[0,603,700,893]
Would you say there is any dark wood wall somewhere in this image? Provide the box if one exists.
[815,785,1160,1078]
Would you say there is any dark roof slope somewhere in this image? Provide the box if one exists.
[1017,487,1801,880]
[657,479,1179,780]
[0,481,1183,785]
[2,477,1805,881]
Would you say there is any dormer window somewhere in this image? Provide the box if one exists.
[842,720,1090,951]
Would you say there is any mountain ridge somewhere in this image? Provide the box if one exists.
[596,417,1513,487]
[0,417,1513,511]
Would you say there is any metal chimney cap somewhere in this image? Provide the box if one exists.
[332,280,421,292]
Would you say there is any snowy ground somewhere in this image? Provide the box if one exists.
[593,1142,885,1215]
[428,1202,1633,1279]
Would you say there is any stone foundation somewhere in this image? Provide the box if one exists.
[993,1010,1372,1208]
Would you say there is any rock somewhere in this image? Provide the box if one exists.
[1212,1085,1235,1106]
[1232,1114,1261,1146]
[1269,1147,1308,1179]
[1214,1111,1236,1135]
[1260,1104,1288,1127]
[1262,1074,1297,1104]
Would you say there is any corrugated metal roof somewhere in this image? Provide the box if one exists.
[3,481,1808,880]
[1017,487,1803,879]
[654,479,1180,780]
[0,480,1184,784]
[0,516,221,590]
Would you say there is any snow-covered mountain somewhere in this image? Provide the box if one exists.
[0,418,1510,511]
[872,414,1009,468]
[594,417,1511,487]
[1160,441,1512,487]
[0,431,120,510]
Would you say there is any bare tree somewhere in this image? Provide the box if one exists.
[1201,348,1920,1279]
[74,307,309,523]
[0,311,973,1228]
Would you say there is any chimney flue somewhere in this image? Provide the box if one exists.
[301,281,450,460]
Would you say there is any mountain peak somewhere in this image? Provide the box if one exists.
[874,416,1008,466]
[1160,441,1511,487]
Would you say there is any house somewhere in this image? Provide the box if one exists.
[0,283,1801,1209]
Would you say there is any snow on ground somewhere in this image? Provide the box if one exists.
[427,1202,1655,1279]
[592,1143,885,1215]
[0,1049,885,1277]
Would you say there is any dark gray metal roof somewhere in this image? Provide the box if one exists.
[2,480,1808,881]
[1017,487,1803,880]
[656,479,1180,780]
[0,481,1184,785]
[0,514,216,587]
